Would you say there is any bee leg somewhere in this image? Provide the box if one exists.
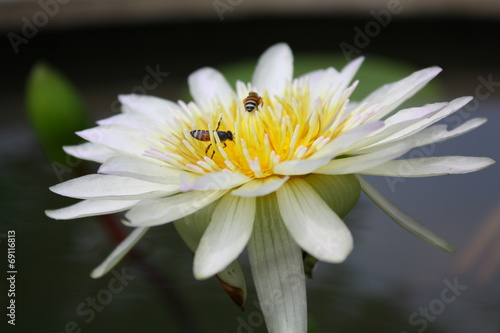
[211,150,215,159]
[223,142,227,149]
[205,143,212,156]
[215,118,222,131]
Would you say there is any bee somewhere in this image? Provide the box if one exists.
[190,118,233,158]
[243,91,263,112]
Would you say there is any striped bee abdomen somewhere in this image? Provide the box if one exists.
[243,91,263,112]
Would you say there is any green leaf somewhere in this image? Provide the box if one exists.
[26,62,88,162]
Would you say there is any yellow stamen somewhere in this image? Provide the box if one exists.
[146,80,356,179]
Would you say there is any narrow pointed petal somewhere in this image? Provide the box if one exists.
[125,190,227,226]
[91,227,149,278]
[363,67,442,120]
[357,176,455,253]
[252,43,293,97]
[194,195,256,279]
[348,102,447,151]
[45,199,139,220]
[352,117,487,155]
[99,156,182,184]
[276,178,353,263]
[362,156,495,177]
[337,56,364,92]
[248,195,307,333]
[63,142,117,163]
[49,174,180,200]
[231,176,289,197]
[274,121,383,176]
[181,170,251,191]
[188,67,235,108]
[368,96,473,147]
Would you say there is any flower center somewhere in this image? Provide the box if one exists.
[146,80,359,179]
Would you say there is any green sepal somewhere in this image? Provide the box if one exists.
[302,251,319,279]
[304,174,361,218]
[358,175,455,253]
[173,200,248,308]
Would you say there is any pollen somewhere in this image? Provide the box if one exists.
[146,80,356,179]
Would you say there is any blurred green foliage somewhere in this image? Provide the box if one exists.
[26,62,88,162]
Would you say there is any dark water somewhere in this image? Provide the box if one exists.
[1,15,499,333]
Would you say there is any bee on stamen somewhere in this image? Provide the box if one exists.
[190,118,233,158]
[243,91,263,112]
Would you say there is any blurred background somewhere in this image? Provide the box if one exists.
[1,0,499,332]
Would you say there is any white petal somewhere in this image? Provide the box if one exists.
[231,176,289,197]
[362,67,442,121]
[99,156,182,184]
[194,195,256,279]
[353,117,487,155]
[49,174,179,200]
[309,67,339,96]
[119,94,183,124]
[337,56,364,92]
[174,202,248,307]
[274,121,383,176]
[362,156,495,177]
[348,102,447,151]
[298,68,325,85]
[188,67,235,108]
[384,102,447,125]
[247,196,307,333]
[124,190,227,226]
[276,178,353,263]
[369,97,472,147]
[357,176,454,253]
[97,113,155,128]
[252,43,293,97]
[77,124,150,158]
[316,141,411,175]
[181,170,251,191]
[91,227,149,278]
[45,199,139,220]
[63,142,117,163]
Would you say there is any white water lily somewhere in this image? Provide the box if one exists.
[46,43,494,333]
